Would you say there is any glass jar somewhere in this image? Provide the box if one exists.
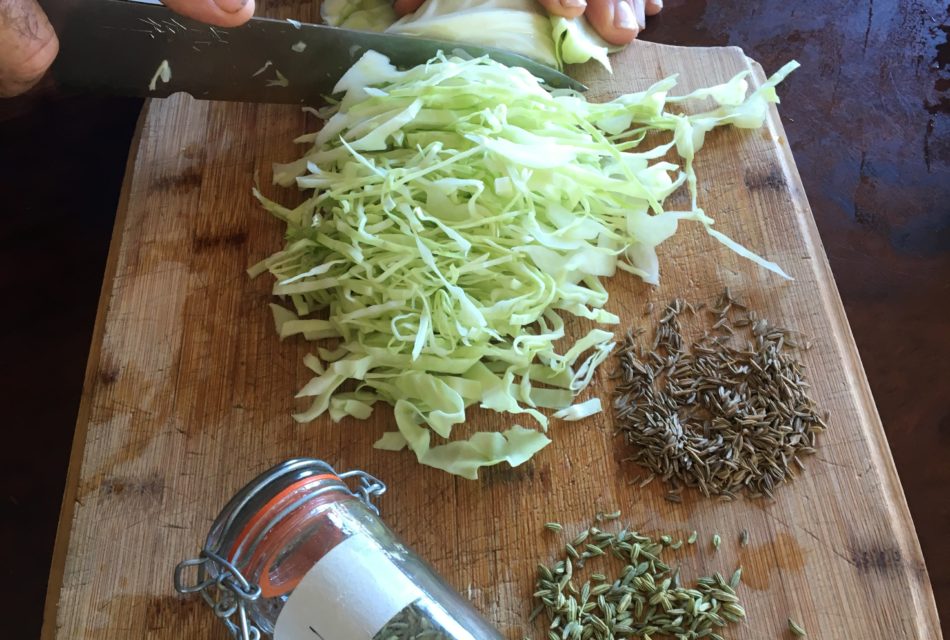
[175,458,503,640]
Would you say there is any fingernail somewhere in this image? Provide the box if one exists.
[213,0,248,13]
[635,0,646,28]
[614,0,637,31]
[562,0,587,8]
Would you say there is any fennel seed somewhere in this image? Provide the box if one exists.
[788,616,807,637]
[374,600,452,639]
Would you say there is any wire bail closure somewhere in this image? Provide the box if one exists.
[174,466,386,640]
[339,469,387,515]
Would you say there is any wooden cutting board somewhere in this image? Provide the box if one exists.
[43,13,941,640]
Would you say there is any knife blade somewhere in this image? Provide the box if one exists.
[49,0,586,104]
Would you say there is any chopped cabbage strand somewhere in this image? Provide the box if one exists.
[148,59,171,91]
[252,52,797,478]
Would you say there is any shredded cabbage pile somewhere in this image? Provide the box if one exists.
[251,51,798,478]
[321,0,616,71]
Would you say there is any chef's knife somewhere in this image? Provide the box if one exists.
[48,0,586,104]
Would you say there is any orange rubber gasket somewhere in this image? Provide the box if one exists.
[228,473,342,598]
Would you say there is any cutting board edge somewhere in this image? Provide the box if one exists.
[40,101,151,640]
[748,54,943,636]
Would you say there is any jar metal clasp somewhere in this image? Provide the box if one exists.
[174,467,386,640]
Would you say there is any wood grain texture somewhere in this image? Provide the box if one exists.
[43,33,941,640]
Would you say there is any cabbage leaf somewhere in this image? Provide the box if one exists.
[322,0,609,71]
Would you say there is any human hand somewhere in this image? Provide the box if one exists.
[393,0,662,46]
[0,0,256,97]
[536,0,662,45]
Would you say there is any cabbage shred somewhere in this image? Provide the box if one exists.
[251,52,798,479]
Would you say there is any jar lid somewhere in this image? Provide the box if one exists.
[205,458,348,559]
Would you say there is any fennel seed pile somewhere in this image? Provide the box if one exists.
[614,290,827,500]
[532,519,745,640]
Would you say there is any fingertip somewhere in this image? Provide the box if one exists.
[585,0,639,46]
[163,0,255,27]
[537,0,588,19]
[393,0,426,17]
[607,25,639,47]
[645,0,663,16]
[210,0,255,26]
[632,0,646,29]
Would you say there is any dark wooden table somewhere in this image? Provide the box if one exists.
[1,0,946,636]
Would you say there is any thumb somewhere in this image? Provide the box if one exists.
[0,0,59,97]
